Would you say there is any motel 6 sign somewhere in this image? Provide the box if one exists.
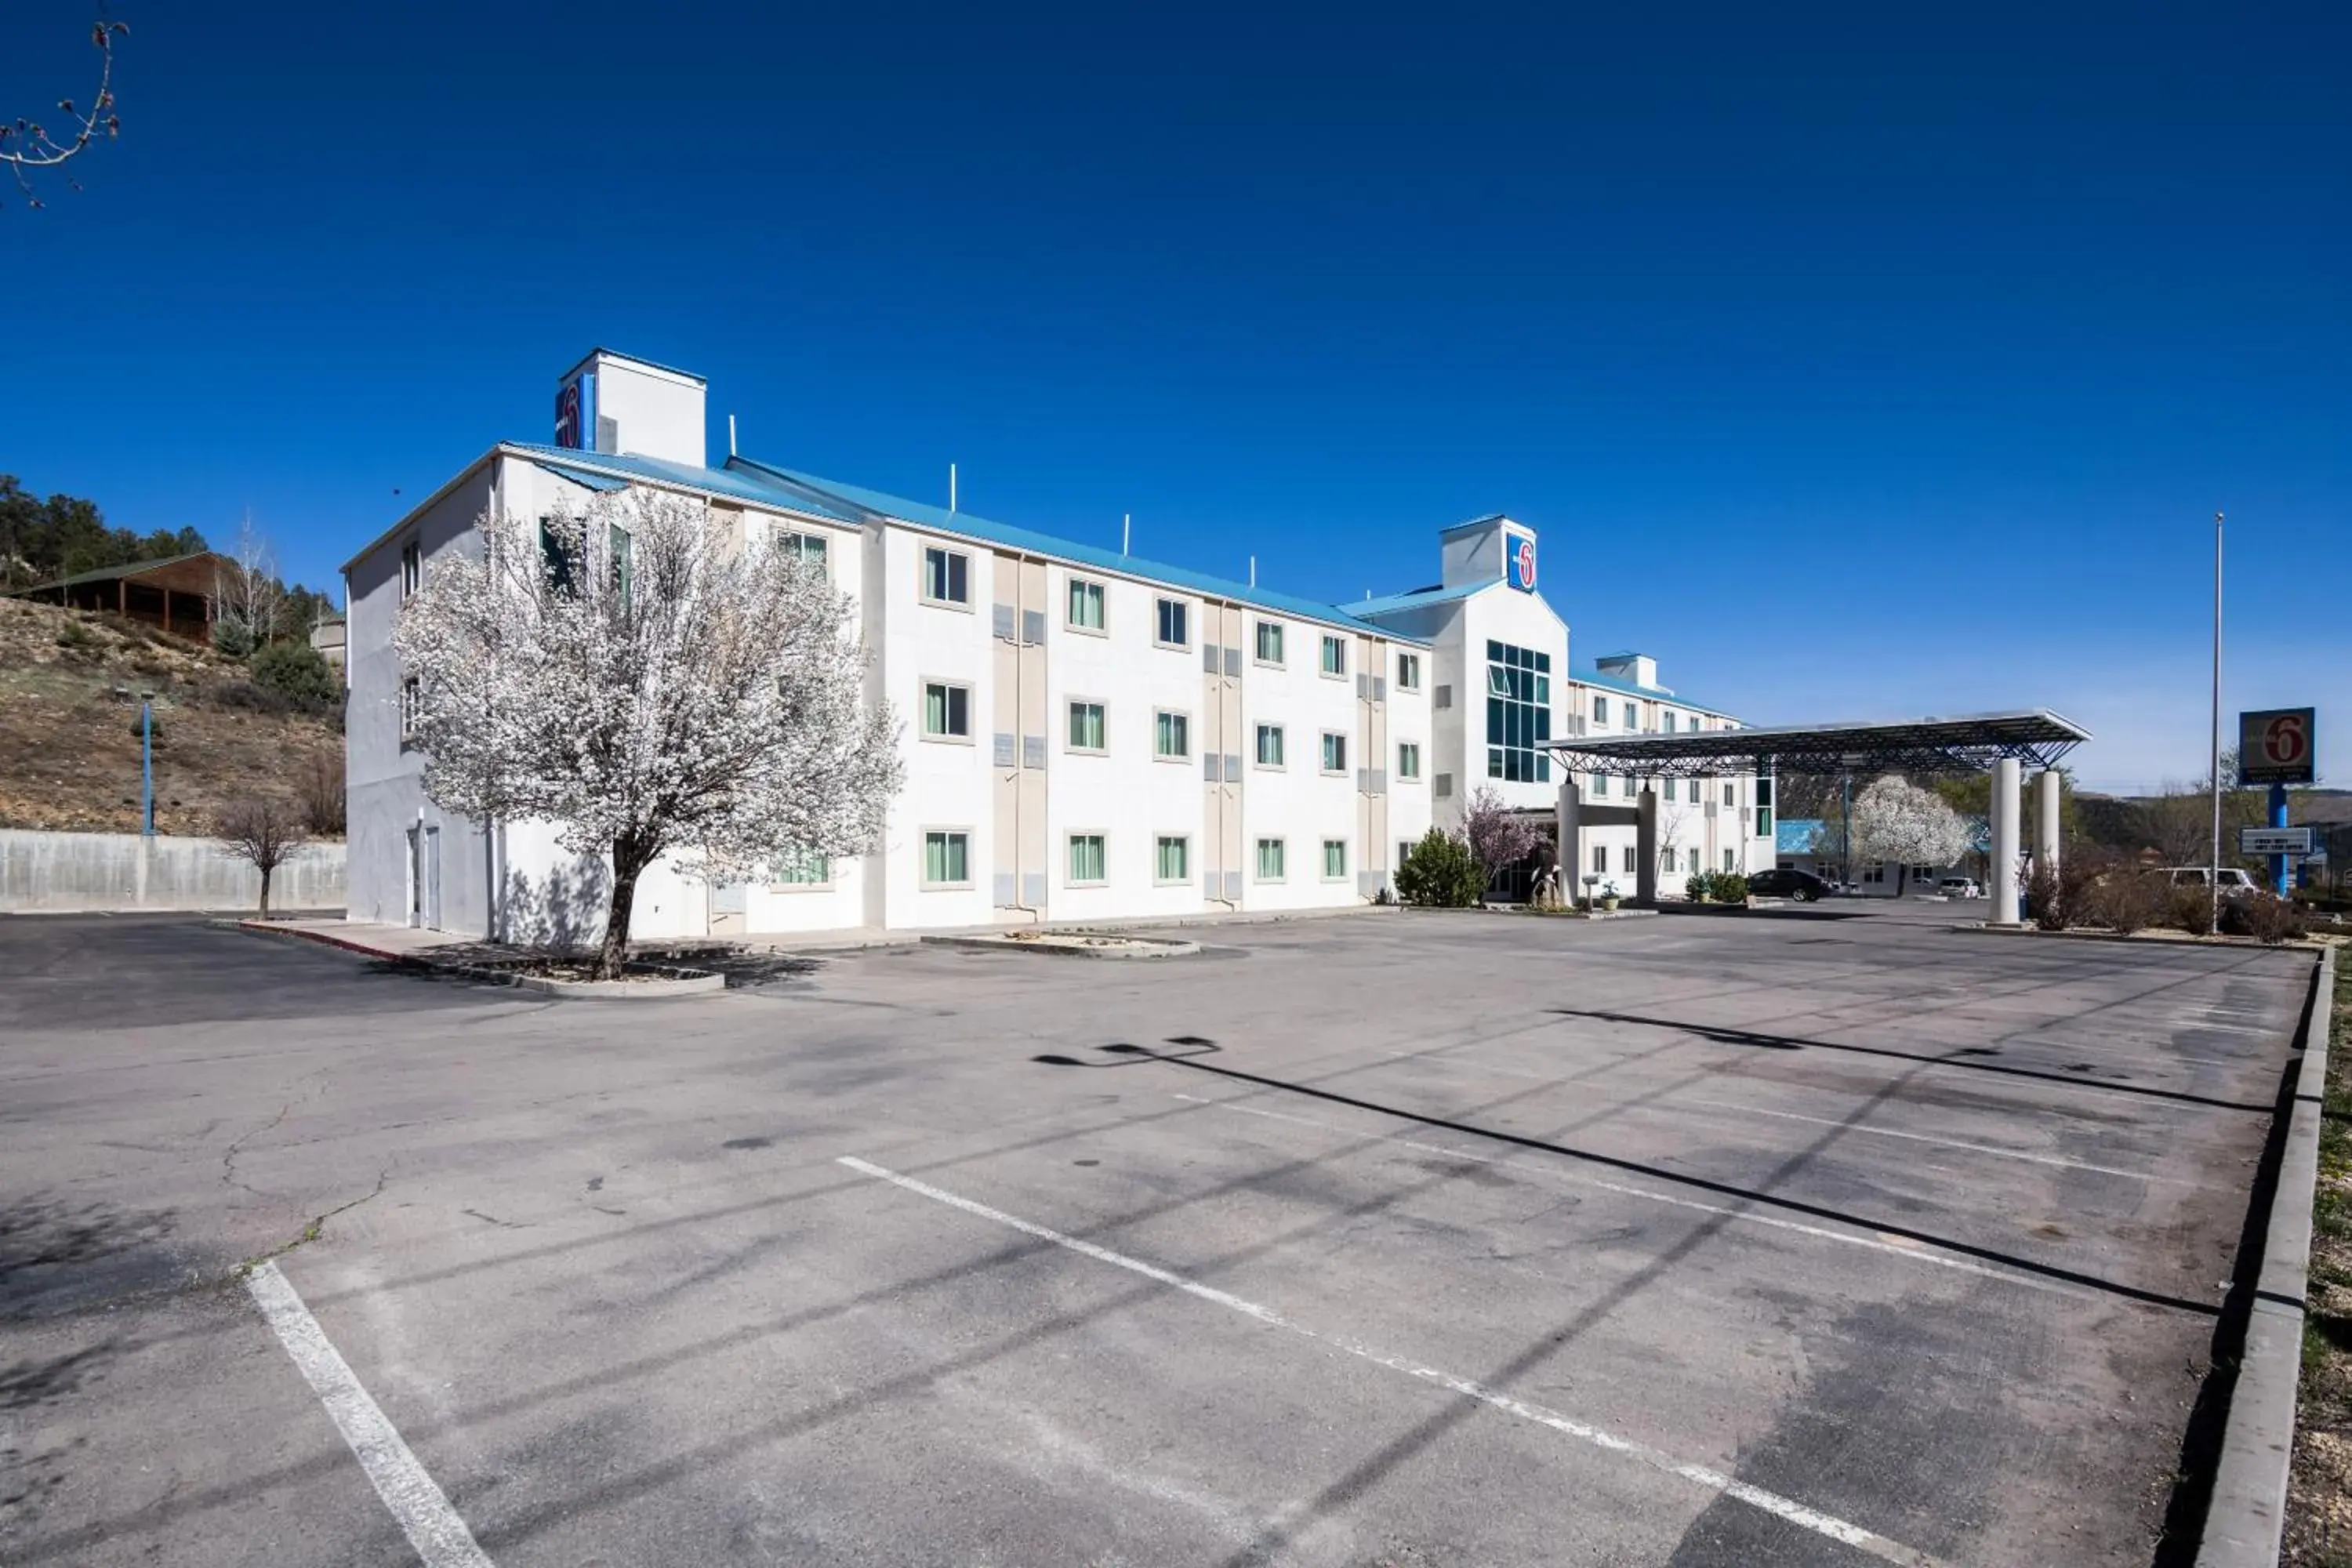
[1508,532,1537,592]
[2239,707,2317,786]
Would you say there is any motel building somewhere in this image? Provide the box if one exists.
[343,350,1769,941]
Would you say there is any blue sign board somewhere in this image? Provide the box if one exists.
[1506,532,1537,592]
[554,369,597,451]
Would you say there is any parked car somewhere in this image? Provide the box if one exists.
[2162,866,2259,895]
[1747,867,1836,903]
[1937,877,1982,899]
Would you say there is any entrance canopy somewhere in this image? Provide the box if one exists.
[1547,709,2091,779]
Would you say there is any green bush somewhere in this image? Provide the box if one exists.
[1685,871,1715,902]
[1396,829,1487,908]
[1712,873,1749,904]
[249,638,339,706]
[212,617,256,659]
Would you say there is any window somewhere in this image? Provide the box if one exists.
[1155,835,1190,883]
[923,681,971,740]
[1320,732,1348,774]
[1255,620,1285,666]
[1613,845,1632,874]
[1067,577,1106,632]
[924,831,971,887]
[399,539,422,601]
[1396,742,1421,781]
[1723,782,1737,808]
[1663,710,1678,733]
[1155,597,1189,648]
[1320,633,1347,677]
[1687,848,1700,875]
[1663,777,1677,802]
[773,846,829,887]
[1323,840,1348,880]
[777,529,828,572]
[1067,833,1107,886]
[1590,773,1607,797]
[1592,845,1609,874]
[1067,700,1106,753]
[1862,860,1886,885]
[1483,638,1552,783]
[400,675,420,740]
[1398,840,1414,869]
[539,518,579,596]
[923,546,970,606]
[1619,775,1635,797]
[1256,837,1286,881]
[1155,710,1191,760]
[1724,848,1737,873]
[608,524,633,608]
[1255,723,1285,768]
[1396,652,1421,691]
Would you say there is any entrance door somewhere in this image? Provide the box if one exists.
[710,880,748,937]
[406,826,423,927]
[423,826,442,929]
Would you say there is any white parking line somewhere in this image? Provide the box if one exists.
[1175,1092,2074,1297]
[838,1155,1950,1568]
[245,1261,495,1568]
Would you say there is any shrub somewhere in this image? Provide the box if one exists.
[2169,887,2215,937]
[212,617,256,659]
[297,750,346,836]
[54,619,98,651]
[1686,870,1715,902]
[2237,892,2310,946]
[1712,873,1750,904]
[249,638,339,706]
[2084,869,2167,934]
[1396,829,1487,908]
[2028,862,2067,930]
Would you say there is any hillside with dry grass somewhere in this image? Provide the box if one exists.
[0,597,343,837]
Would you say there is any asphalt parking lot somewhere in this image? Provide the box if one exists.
[0,905,2320,1566]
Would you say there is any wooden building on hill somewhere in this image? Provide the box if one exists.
[9,550,225,641]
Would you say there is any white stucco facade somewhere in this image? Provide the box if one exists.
[343,350,1763,941]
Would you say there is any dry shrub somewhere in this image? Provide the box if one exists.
[296,750,345,836]
[2237,892,2310,946]
[2028,862,2066,930]
[2084,867,2168,934]
[2170,887,2216,936]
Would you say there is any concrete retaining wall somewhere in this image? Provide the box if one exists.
[0,829,346,913]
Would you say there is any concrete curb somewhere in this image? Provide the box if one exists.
[1952,923,2339,951]
[230,919,726,998]
[2198,944,2336,1566]
[920,934,1200,960]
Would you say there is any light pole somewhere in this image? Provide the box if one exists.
[2208,511,2223,935]
[140,689,156,837]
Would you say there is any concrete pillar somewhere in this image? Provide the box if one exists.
[2034,769,2062,881]
[1991,757,2022,925]
[1557,774,1583,906]
[1635,786,1659,906]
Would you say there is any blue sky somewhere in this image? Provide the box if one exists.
[7,2,2345,789]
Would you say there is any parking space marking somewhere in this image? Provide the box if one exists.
[245,1261,495,1568]
[839,1156,1950,1568]
[1174,1093,2072,1297]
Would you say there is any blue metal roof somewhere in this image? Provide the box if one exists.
[1352,579,1497,617]
[524,456,630,493]
[506,444,869,522]
[726,456,1425,644]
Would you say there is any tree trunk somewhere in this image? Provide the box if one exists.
[258,865,273,920]
[597,838,650,980]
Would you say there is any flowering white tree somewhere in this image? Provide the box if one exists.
[1849,775,1971,895]
[1462,785,1541,896]
[394,488,903,978]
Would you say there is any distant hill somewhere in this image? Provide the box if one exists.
[0,598,343,836]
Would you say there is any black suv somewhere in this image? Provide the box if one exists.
[1747,867,1836,903]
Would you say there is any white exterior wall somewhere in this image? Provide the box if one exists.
[583,354,706,466]
[1446,585,1570,826]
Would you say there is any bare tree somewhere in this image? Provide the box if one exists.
[1461,785,1540,897]
[212,510,284,654]
[296,750,345,836]
[3,19,127,208]
[1656,783,1698,886]
[395,488,904,978]
[215,797,308,919]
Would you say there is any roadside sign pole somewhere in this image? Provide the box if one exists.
[2271,782,2289,896]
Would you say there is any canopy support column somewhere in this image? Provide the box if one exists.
[1557,774,1583,904]
[1635,787,1659,906]
[2034,769,2062,882]
[1991,757,2023,925]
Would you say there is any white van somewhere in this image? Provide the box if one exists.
[2161,867,2259,894]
